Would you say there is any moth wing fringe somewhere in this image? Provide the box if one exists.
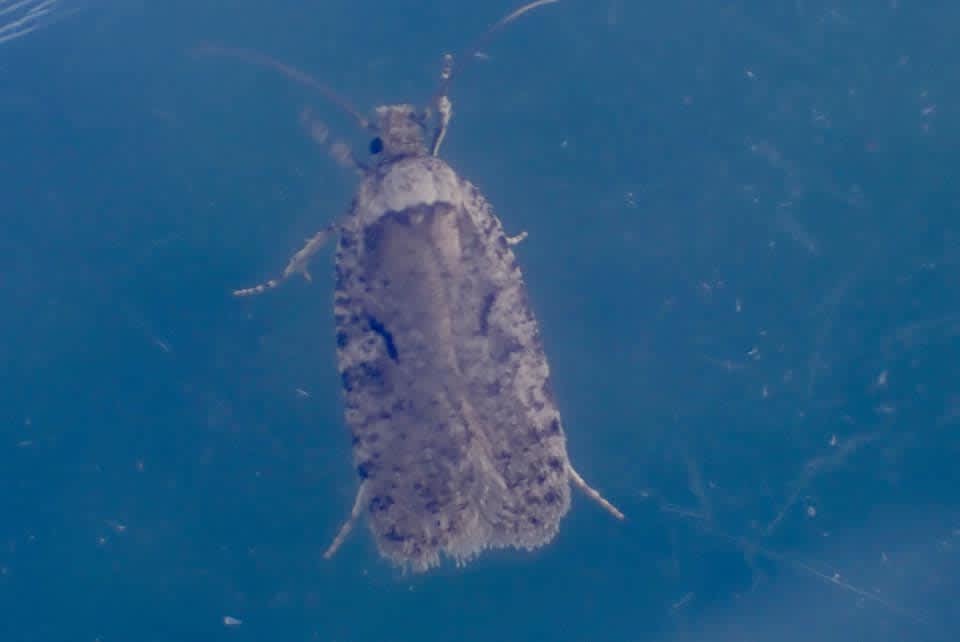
[380,517,561,574]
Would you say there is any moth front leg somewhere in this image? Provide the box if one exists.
[430,54,454,157]
[300,106,368,175]
[233,224,337,297]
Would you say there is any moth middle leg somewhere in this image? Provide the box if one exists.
[429,55,454,157]
[234,224,337,297]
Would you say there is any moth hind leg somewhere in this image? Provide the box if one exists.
[323,481,368,559]
[233,224,336,297]
[567,464,625,520]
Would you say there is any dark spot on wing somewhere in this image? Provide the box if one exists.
[369,495,394,513]
[384,526,405,542]
[367,315,399,361]
[341,362,386,392]
[357,461,375,479]
[478,291,496,335]
[363,224,385,253]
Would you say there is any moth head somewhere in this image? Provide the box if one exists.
[368,104,428,161]
[194,1,559,168]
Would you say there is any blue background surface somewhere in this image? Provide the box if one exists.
[1,1,958,640]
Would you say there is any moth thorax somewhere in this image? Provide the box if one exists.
[374,104,428,158]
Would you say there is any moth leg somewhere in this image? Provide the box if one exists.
[299,107,368,175]
[329,140,369,175]
[233,225,335,297]
[506,231,528,245]
[567,464,625,520]
[430,54,454,156]
[323,482,367,559]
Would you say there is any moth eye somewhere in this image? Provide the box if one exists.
[369,137,384,155]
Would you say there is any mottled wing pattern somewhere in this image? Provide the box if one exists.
[447,180,573,548]
[332,168,571,571]
[335,198,493,572]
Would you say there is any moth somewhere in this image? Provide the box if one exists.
[204,0,623,573]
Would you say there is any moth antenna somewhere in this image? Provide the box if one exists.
[429,0,560,155]
[191,42,370,130]
[433,0,560,101]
